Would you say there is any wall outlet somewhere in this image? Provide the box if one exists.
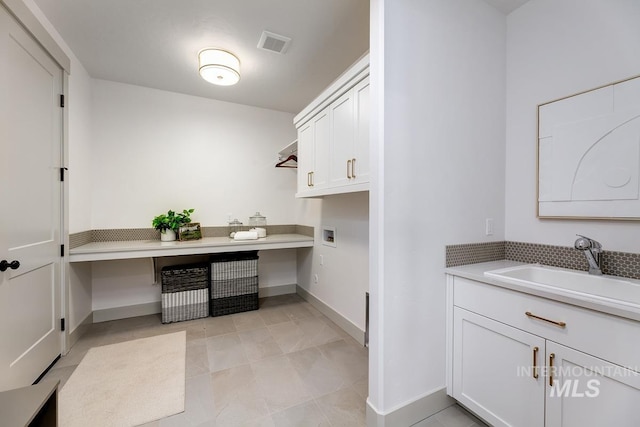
[485,218,494,236]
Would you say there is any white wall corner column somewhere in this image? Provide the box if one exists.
[367,0,385,422]
[368,0,507,425]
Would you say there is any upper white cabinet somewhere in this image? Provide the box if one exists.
[294,54,369,198]
[329,77,370,188]
[353,78,370,184]
[297,108,330,192]
[328,89,354,188]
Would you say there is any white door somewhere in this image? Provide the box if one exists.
[453,307,545,427]
[545,341,640,427]
[0,4,63,391]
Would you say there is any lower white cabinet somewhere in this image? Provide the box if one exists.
[448,275,640,427]
[545,342,640,427]
[453,307,545,427]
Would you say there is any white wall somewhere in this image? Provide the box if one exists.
[369,0,506,416]
[296,192,369,333]
[90,79,297,229]
[88,80,300,311]
[67,62,93,234]
[506,0,640,252]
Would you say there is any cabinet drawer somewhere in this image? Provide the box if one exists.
[453,276,640,372]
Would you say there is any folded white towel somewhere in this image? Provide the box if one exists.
[250,227,267,238]
[234,231,259,240]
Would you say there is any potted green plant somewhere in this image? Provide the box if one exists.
[152,209,194,241]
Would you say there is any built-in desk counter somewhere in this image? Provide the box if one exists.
[69,234,314,262]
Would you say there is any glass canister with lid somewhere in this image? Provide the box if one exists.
[228,218,243,238]
[249,212,267,237]
[249,212,267,227]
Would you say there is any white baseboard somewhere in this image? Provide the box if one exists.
[93,302,162,323]
[66,311,93,353]
[259,284,296,298]
[296,285,365,345]
[366,387,454,427]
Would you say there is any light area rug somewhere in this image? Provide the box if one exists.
[59,331,186,426]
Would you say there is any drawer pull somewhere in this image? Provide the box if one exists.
[532,346,539,379]
[549,353,555,386]
[347,160,352,179]
[352,158,356,178]
[525,311,566,328]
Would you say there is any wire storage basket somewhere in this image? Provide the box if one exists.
[210,251,259,316]
[161,263,210,323]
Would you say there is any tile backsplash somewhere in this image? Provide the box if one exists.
[505,241,585,270]
[446,241,640,281]
[445,242,505,267]
[69,230,92,249]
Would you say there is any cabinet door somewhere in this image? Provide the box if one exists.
[453,307,545,427]
[329,89,354,188]
[545,341,640,427]
[296,121,314,195]
[352,77,370,184]
[311,108,330,189]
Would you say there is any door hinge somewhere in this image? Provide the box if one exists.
[60,94,65,108]
[60,167,65,182]
[60,318,65,331]
[60,244,65,257]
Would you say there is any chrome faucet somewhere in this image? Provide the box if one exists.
[574,235,603,275]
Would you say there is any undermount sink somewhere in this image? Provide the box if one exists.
[484,264,640,307]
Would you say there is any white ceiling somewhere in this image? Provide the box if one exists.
[32,1,530,114]
[33,0,370,113]
[483,0,530,14]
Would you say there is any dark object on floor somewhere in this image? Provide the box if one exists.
[210,251,259,316]
[161,263,210,323]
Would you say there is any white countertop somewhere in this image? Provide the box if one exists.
[69,234,314,262]
[446,260,640,322]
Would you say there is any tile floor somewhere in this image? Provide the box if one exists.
[43,294,483,427]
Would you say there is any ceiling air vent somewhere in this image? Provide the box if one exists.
[257,31,291,54]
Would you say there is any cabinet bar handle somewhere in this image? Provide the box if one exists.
[310,171,314,187]
[525,311,566,328]
[532,346,539,379]
[347,160,352,179]
[549,353,555,386]
[307,172,311,187]
[352,158,356,178]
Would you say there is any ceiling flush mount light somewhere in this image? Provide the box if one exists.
[198,48,240,86]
